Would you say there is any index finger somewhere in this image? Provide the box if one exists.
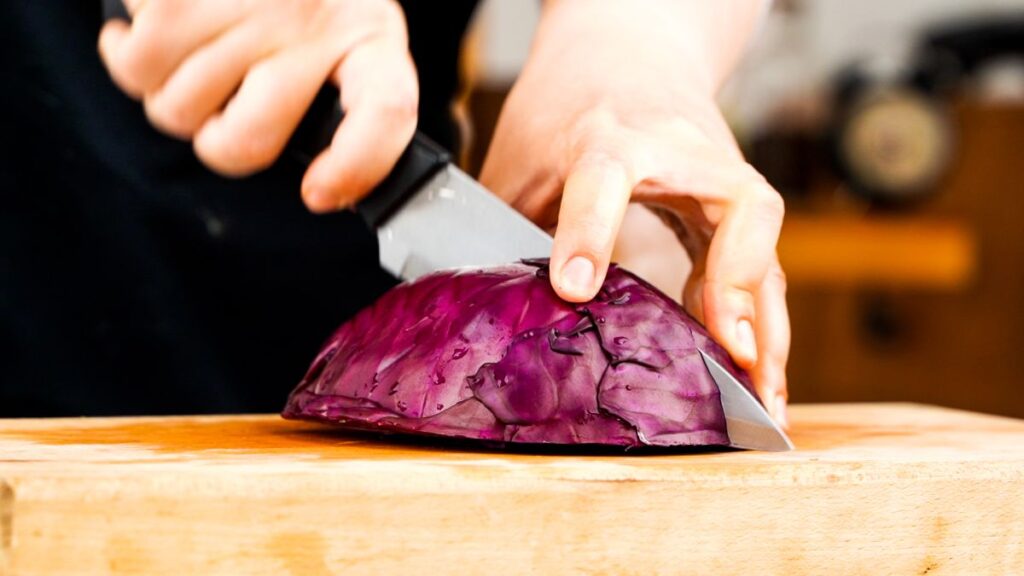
[301,37,419,213]
[549,153,634,302]
[701,169,784,368]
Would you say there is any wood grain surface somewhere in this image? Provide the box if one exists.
[1,403,1023,575]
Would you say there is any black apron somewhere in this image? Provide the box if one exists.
[0,1,479,416]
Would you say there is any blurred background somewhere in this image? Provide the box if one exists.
[458,0,1024,418]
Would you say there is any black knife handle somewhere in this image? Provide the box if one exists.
[102,0,129,19]
[290,87,451,227]
[101,0,451,228]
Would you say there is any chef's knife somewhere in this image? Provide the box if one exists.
[289,88,554,280]
[101,0,552,280]
[103,0,793,451]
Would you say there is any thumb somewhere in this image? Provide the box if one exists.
[550,156,633,302]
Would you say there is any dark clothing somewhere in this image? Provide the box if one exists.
[0,2,479,416]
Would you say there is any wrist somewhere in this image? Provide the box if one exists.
[533,0,764,96]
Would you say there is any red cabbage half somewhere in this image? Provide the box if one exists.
[282,259,758,447]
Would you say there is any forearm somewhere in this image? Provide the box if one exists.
[533,0,767,98]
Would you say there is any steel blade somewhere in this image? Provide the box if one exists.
[376,165,553,280]
[700,350,794,451]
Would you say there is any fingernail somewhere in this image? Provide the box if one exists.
[735,318,757,364]
[774,395,789,429]
[560,256,595,297]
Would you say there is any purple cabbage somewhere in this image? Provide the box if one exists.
[282,259,757,447]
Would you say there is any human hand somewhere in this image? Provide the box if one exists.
[98,0,418,212]
[480,0,789,425]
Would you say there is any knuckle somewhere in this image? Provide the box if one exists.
[572,105,619,145]
[702,282,752,329]
[220,133,280,174]
[197,114,284,174]
[194,132,271,178]
[563,216,616,254]
[113,2,180,91]
[377,87,419,122]
[704,277,757,311]
[767,264,788,294]
[288,0,331,31]
[193,138,229,175]
[116,36,161,88]
[755,174,782,205]
[739,166,785,220]
[722,282,757,308]
[759,188,785,220]
[325,0,406,37]
[107,50,146,96]
[140,0,179,19]
[376,0,408,29]
[143,94,198,139]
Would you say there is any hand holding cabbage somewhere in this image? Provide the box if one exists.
[480,0,789,426]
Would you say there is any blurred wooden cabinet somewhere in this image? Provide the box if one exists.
[785,102,1024,418]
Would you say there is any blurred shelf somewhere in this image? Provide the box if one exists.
[778,215,977,289]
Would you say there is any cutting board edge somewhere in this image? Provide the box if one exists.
[5,473,1023,575]
[0,401,1010,430]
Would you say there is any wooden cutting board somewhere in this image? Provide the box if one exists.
[1,403,1023,575]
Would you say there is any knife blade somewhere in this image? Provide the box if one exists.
[700,350,795,451]
[375,164,552,279]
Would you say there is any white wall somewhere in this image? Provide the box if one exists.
[722,0,1024,132]
[467,0,1024,127]
[466,0,541,87]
